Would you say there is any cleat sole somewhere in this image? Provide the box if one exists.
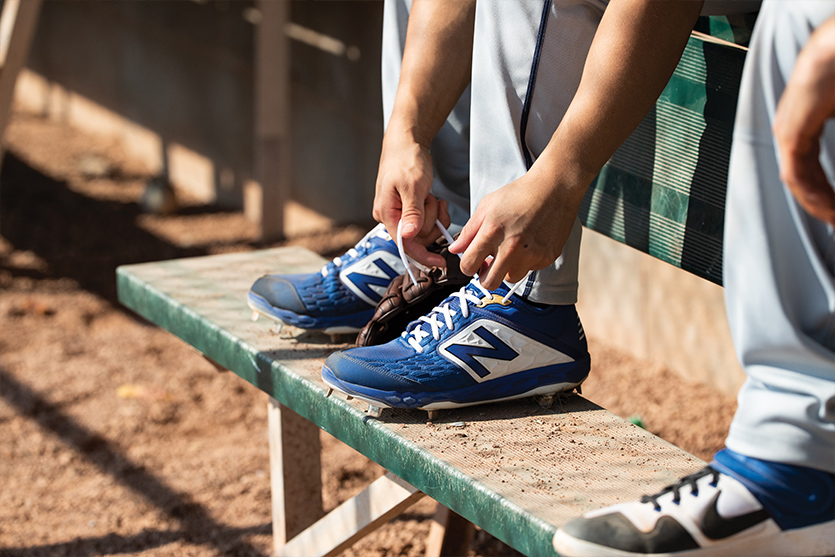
[322,362,587,411]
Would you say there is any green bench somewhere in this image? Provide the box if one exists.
[117,19,750,557]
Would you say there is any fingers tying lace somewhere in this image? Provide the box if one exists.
[394,218,533,353]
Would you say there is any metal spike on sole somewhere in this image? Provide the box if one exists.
[427,410,439,421]
[251,311,260,322]
[366,404,382,418]
[535,394,555,409]
[270,323,283,335]
[324,388,333,398]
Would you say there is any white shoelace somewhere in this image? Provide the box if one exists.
[321,223,390,277]
[395,219,455,285]
[394,219,531,353]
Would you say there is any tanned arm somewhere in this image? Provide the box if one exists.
[450,0,705,289]
[373,0,476,266]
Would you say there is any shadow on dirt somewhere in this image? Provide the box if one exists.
[0,365,270,557]
[0,152,207,303]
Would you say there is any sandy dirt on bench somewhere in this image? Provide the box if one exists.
[0,111,736,557]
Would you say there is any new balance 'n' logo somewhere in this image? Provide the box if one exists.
[346,258,399,302]
[445,326,519,378]
[439,319,575,383]
[339,251,405,305]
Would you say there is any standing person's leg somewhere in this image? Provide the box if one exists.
[721,0,835,476]
[554,2,835,555]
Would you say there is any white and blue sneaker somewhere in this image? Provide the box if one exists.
[321,276,590,411]
[553,448,835,556]
[248,224,406,334]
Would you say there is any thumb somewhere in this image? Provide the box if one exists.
[399,189,425,239]
[449,212,482,254]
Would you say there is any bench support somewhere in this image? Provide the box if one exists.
[268,398,325,550]
[269,397,432,557]
[279,471,424,557]
[426,504,477,557]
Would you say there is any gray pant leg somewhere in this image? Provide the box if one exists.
[470,0,608,304]
[723,0,835,473]
[381,0,471,227]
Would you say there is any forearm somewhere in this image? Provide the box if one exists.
[386,0,476,148]
[532,0,704,198]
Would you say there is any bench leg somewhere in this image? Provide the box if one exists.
[279,471,424,557]
[268,397,324,553]
[425,503,476,557]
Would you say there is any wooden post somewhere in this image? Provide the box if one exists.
[0,0,43,173]
[425,503,476,557]
[249,0,292,242]
[268,397,324,553]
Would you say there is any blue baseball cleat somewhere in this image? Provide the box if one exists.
[248,224,406,334]
[321,277,590,410]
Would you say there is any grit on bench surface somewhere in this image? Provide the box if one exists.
[117,247,706,557]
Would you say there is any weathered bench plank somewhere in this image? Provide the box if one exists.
[117,247,705,556]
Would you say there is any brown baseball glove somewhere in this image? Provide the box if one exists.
[356,239,471,347]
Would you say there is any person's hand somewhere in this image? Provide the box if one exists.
[372,131,450,267]
[774,16,835,227]
[449,168,585,290]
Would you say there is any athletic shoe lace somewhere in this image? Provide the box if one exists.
[641,467,720,511]
[320,223,391,277]
[393,218,530,353]
[401,280,490,353]
[395,219,455,285]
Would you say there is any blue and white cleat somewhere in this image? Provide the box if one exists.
[321,277,590,411]
[248,224,406,334]
[553,448,835,556]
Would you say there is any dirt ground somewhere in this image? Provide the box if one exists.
[0,110,737,557]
